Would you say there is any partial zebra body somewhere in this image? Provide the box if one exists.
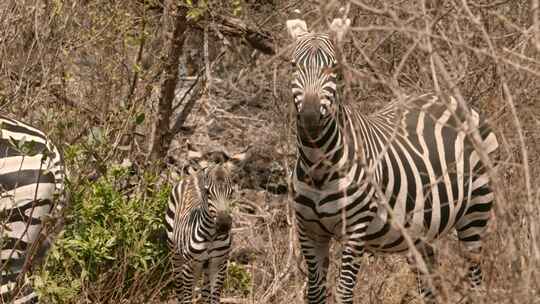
[287,18,498,304]
[294,94,497,253]
[165,165,233,304]
[0,116,65,304]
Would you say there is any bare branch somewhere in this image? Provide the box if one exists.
[148,5,190,164]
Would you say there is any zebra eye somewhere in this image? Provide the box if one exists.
[320,105,327,116]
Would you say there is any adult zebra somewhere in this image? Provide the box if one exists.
[165,164,234,304]
[286,18,499,304]
[0,115,66,304]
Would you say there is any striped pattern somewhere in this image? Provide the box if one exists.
[0,115,65,304]
[165,165,234,304]
[288,28,498,303]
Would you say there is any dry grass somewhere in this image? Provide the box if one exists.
[1,0,539,303]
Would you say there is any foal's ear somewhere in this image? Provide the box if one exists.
[329,18,351,43]
[286,19,308,40]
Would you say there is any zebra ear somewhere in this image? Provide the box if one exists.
[198,167,210,194]
[329,18,351,43]
[286,19,308,40]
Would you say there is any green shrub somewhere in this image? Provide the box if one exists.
[224,262,251,296]
[37,162,173,303]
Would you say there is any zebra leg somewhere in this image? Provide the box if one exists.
[200,257,227,304]
[335,241,364,304]
[407,242,438,304]
[201,260,212,303]
[172,253,200,304]
[181,261,202,304]
[171,252,185,302]
[464,250,483,291]
[455,184,493,292]
[298,232,330,304]
[208,258,228,304]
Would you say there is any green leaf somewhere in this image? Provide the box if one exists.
[135,112,145,125]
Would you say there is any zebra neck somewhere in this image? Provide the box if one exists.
[194,206,215,234]
[296,106,357,186]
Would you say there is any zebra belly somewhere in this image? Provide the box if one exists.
[362,194,467,252]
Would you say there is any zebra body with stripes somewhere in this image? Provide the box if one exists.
[286,18,498,304]
[165,165,234,304]
[0,115,65,304]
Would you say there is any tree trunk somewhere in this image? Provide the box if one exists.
[148,5,190,164]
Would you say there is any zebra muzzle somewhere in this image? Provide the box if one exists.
[298,93,322,140]
[215,212,232,234]
[298,120,321,140]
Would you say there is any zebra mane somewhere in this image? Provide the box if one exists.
[197,164,231,191]
[207,165,228,184]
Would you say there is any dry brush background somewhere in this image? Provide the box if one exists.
[0,0,539,303]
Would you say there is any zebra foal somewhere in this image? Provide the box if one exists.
[0,115,65,304]
[286,18,498,304]
[165,164,234,304]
